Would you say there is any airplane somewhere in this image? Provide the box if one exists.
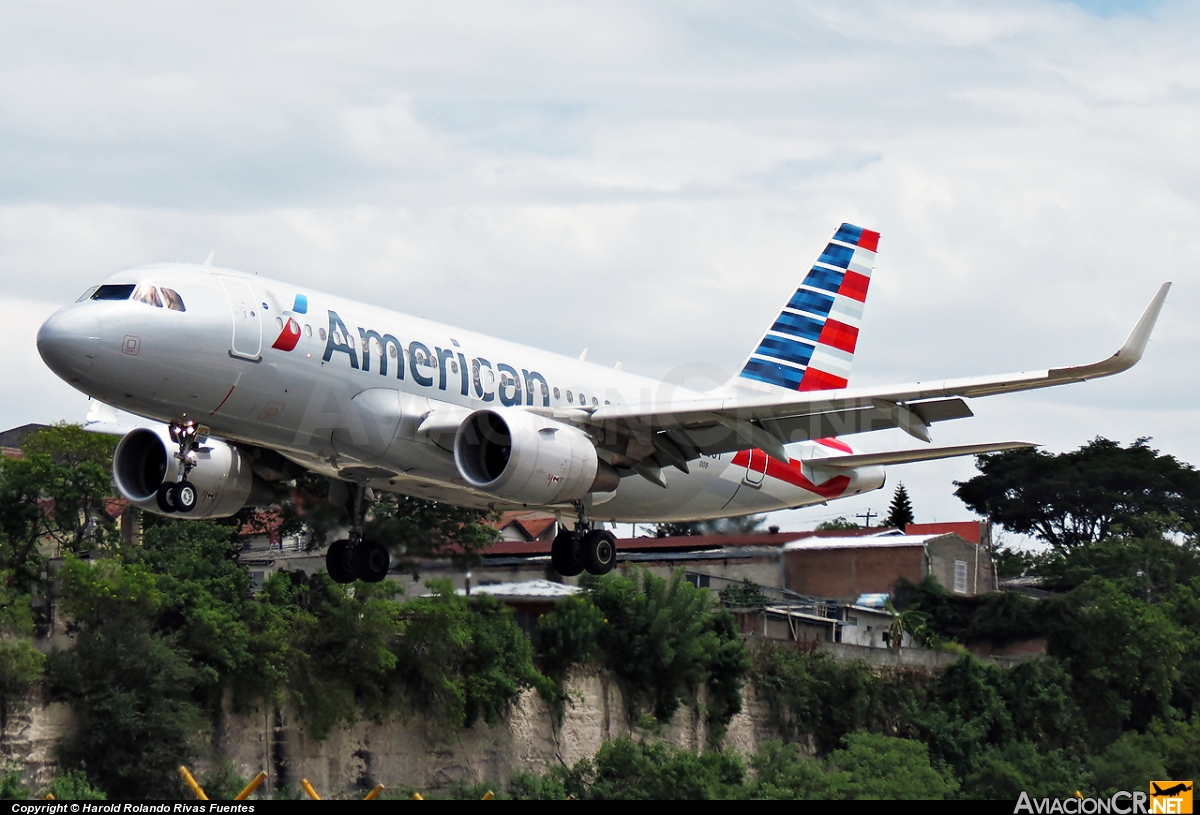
[35,223,1171,584]
[1152,783,1192,798]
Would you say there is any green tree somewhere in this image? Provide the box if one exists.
[47,555,200,800]
[585,569,748,736]
[43,769,107,801]
[569,738,746,800]
[1045,578,1183,741]
[884,483,915,530]
[961,742,1090,800]
[954,438,1200,549]
[655,515,765,537]
[815,517,859,531]
[826,732,958,800]
[747,741,844,800]
[0,425,118,585]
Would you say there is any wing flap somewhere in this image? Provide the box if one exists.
[806,441,1035,470]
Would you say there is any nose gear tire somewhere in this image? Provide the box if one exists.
[172,480,198,513]
[156,484,177,513]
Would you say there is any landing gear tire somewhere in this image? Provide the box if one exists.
[156,483,177,513]
[172,480,198,513]
[357,540,391,583]
[326,539,354,584]
[582,529,617,575]
[551,530,584,577]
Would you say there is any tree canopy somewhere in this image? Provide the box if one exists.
[954,437,1200,549]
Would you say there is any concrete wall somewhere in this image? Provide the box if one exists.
[927,536,994,597]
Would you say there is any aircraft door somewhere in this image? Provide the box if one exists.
[743,448,768,488]
[219,278,263,361]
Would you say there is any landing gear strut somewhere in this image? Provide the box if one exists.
[325,482,391,584]
[551,502,617,577]
[157,421,203,514]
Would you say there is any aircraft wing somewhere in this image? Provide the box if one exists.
[574,282,1169,469]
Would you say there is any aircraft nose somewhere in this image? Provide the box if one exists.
[37,306,101,381]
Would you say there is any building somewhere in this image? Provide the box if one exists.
[782,533,994,601]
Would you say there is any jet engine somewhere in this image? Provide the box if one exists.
[454,409,619,505]
[113,427,261,518]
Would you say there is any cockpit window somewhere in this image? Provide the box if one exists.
[76,286,99,303]
[91,284,135,301]
[132,284,163,308]
[161,287,185,312]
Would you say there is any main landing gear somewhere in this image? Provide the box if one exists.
[155,421,203,514]
[551,502,617,577]
[325,482,391,585]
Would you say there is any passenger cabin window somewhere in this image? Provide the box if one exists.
[91,284,135,301]
[132,285,162,308]
[161,288,185,311]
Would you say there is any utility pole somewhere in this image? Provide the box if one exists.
[856,509,877,528]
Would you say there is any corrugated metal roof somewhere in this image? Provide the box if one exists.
[456,579,581,599]
[783,534,942,551]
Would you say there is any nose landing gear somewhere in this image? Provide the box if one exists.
[156,421,204,514]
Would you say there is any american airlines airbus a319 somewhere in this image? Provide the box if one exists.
[36,224,1170,584]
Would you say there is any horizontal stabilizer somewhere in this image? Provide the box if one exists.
[807,441,1035,470]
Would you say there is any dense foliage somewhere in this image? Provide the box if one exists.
[955,438,1200,548]
[9,425,1200,800]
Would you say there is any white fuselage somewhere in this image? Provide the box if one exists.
[37,264,884,522]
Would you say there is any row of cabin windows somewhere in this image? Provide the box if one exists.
[84,284,186,312]
[86,289,609,407]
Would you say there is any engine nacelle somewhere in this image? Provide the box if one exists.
[113,427,257,518]
[454,409,618,505]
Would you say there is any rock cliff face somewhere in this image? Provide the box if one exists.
[2,667,783,798]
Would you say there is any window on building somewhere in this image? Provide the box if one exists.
[954,560,968,593]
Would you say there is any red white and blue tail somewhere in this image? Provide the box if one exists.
[733,223,878,392]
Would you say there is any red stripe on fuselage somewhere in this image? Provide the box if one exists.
[731,449,852,498]
[815,437,853,453]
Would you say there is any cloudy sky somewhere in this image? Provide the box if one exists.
[2,0,1195,536]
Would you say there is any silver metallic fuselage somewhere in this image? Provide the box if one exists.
[37,263,883,522]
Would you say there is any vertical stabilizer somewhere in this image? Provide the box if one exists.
[732,223,878,393]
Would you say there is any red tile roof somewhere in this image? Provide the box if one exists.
[905,521,983,544]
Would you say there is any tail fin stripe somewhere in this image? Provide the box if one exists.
[786,288,835,316]
[755,335,815,366]
[817,244,855,268]
[733,222,878,394]
[833,224,864,244]
[837,271,870,302]
[847,254,875,276]
[798,368,849,391]
[803,266,845,293]
[742,359,805,390]
[817,320,859,354]
[771,312,825,341]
